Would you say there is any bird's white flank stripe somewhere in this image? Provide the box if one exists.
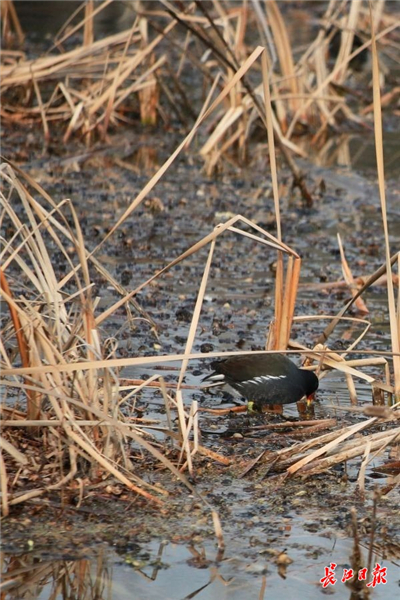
[242,375,287,385]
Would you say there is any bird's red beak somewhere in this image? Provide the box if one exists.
[306,392,315,407]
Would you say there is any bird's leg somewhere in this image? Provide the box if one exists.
[297,398,315,419]
[248,401,283,415]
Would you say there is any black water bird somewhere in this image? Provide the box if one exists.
[202,354,319,412]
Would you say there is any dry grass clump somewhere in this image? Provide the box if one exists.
[167,0,399,174]
[1,1,166,144]
[0,162,211,520]
[1,1,399,160]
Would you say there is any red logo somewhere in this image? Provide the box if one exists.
[341,568,354,582]
[320,564,387,588]
[320,563,337,588]
[366,563,387,588]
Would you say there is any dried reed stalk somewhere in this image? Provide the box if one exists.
[1,0,24,46]
[258,399,400,484]
[332,0,361,84]
[265,0,301,118]
[337,233,369,314]
[370,7,400,400]
[83,0,94,47]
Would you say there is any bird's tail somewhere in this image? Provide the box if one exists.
[201,372,226,388]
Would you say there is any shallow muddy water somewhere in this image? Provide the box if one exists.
[2,3,400,599]
[6,526,400,600]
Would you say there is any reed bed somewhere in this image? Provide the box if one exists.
[0,155,298,518]
[2,1,399,162]
[1,1,400,525]
[1,1,170,143]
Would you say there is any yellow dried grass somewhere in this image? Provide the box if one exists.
[0,163,204,516]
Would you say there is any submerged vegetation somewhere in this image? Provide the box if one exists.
[1,3,400,592]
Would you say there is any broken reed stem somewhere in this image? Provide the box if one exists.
[280,256,301,350]
[295,429,400,476]
[4,347,399,381]
[270,253,283,350]
[0,449,9,517]
[0,269,29,371]
[349,507,365,593]
[337,232,369,314]
[261,49,281,239]
[367,490,379,574]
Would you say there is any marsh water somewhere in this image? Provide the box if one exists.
[2,2,400,599]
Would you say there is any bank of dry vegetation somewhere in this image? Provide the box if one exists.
[1,0,400,532]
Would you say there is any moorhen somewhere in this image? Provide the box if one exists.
[202,353,319,412]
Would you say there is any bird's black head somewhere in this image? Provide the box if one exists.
[303,369,319,397]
